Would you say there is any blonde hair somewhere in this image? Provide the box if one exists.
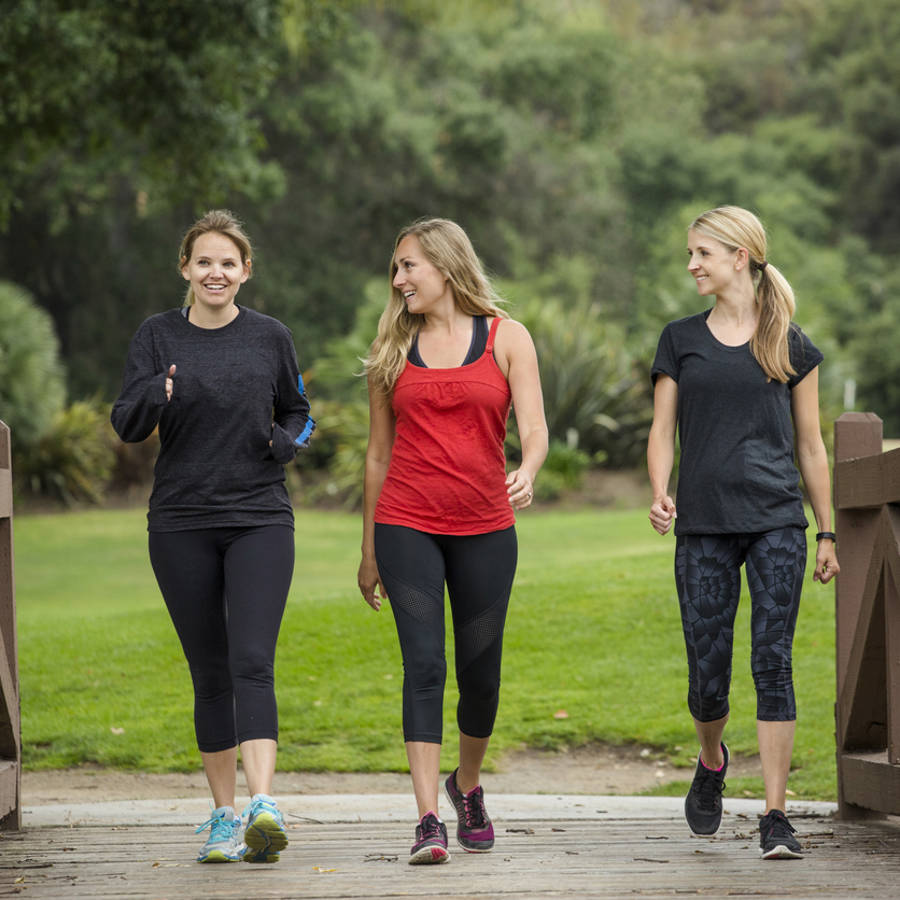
[363,218,508,396]
[690,205,796,383]
[178,209,253,306]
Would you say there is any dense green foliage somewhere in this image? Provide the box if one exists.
[0,282,116,504]
[0,282,65,447]
[16,506,839,800]
[2,0,899,491]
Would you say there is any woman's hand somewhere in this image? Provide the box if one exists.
[814,540,840,584]
[165,364,176,402]
[649,495,677,535]
[506,467,534,510]
[358,556,386,611]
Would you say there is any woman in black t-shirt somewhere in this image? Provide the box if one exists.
[647,206,839,860]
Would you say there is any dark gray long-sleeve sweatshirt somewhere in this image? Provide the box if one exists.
[111,306,314,532]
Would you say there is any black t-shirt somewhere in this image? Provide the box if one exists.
[111,306,314,532]
[650,310,823,535]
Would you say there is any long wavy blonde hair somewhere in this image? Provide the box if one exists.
[363,218,508,396]
[178,209,253,307]
[690,205,796,383]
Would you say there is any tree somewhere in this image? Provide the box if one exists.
[0,0,283,229]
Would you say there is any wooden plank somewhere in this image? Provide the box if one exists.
[885,448,900,504]
[0,620,20,760]
[839,751,900,815]
[834,507,881,688]
[835,453,885,509]
[0,424,19,833]
[0,470,10,519]
[836,515,886,750]
[834,412,883,464]
[0,760,17,821]
[0,520,14,671]
[1,815,899,899]
[835,448,900,510]
[885,518,900,765]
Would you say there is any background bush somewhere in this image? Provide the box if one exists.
[0,281,66,447]
[14,401,116,505]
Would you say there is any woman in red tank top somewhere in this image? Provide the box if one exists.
[358,218,548,865]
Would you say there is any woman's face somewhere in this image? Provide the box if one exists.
[391,234,452,315]
[686,229,740,297]
[181,232,250,312]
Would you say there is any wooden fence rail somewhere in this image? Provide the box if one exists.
[833,412,900,818]
[0,420,21,829]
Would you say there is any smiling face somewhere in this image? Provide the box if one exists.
[391,234,452,315]
[686,228,741,297]
[181,231,250,313]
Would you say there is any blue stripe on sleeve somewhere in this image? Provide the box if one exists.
[297,373,306,395]
[294,417,315,447]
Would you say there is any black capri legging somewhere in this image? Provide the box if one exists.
[674,526,806,723]
[374,524,517,744]
[148,525,294,752]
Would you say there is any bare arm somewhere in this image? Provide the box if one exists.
[357,375,395,610]
[496,319,548,508]
[791,367,839,583]
[647,375,678,535]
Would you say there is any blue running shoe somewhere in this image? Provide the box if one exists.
[195,806,244,863]
[242,794,288,863]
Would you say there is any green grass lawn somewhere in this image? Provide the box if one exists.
[13,505,838,800]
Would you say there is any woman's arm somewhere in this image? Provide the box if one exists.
[110,327,170,443]
[647,375,678,535]
[497,319,548,508]
[791,367,840,583]
[357,375,395,610]
[270,334,315,462]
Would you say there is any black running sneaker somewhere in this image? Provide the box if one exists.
[684,742,729,835]
[759,809,803,859]
[444,768,495,852]
[409,812,450,865]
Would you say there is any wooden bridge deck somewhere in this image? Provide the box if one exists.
[2,805,899,899]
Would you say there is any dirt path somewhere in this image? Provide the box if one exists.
[22,743,762,805]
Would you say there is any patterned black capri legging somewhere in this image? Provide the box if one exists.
[674,526,807,723]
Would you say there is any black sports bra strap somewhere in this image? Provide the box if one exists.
[408,316,487,368]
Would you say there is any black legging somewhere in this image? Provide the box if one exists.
[148,525,294,752]
[374,523,517,743]
[674,526,806,723]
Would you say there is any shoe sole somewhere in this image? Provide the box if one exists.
[243,811,288,864]
[457,840,494,853]
[409,845,450,865]
[686,822,722,837]
[761,844,803,860]
[198,850,242,863]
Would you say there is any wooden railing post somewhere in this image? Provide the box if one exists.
[0,421,21,829]
[833,412,900,819]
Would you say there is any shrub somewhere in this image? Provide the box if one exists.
[14,401,116,505]
[0,281,66,446]
[511,294,652,467]
[533,440,589,501]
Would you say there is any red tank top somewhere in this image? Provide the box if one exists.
[374,317,514,535]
